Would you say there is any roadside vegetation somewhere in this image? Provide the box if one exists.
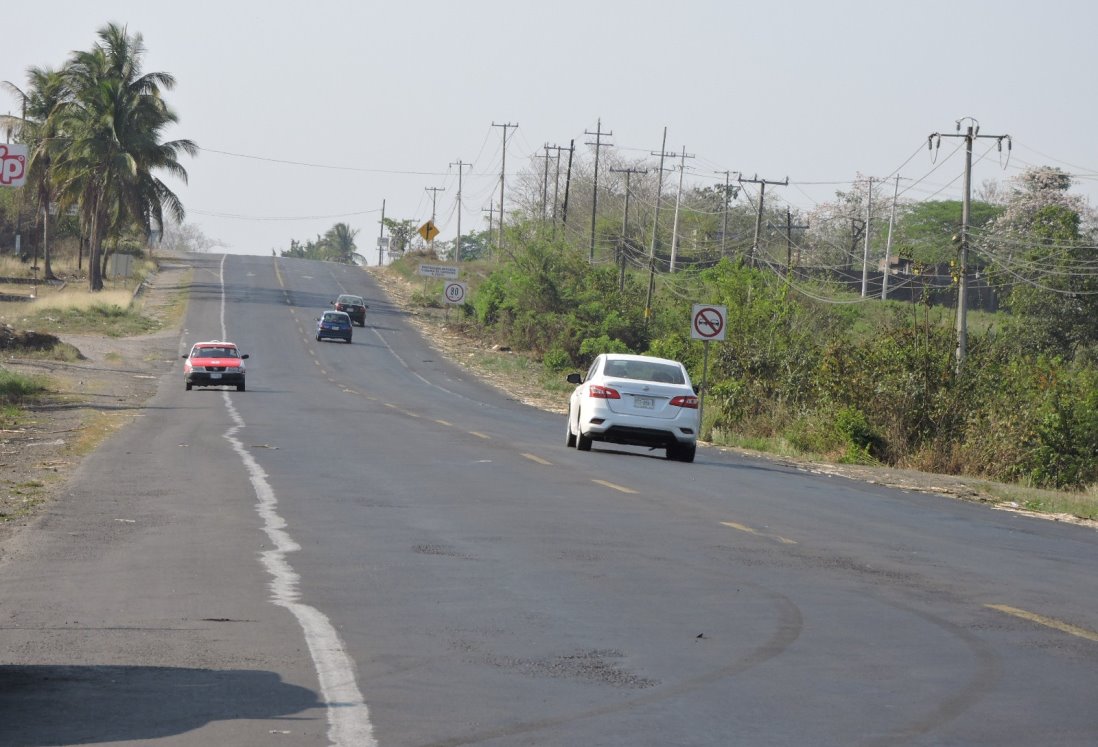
[384,163,1098,521]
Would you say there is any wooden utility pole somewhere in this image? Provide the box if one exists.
[784,208,809,278]
[881,175,901,299]
[861,177,874,297]
[610,166,647,291]
[451,160,470,263]
[645,127,673,324]
[425,186,445,253]
[491,121,518,256]
[377,199,386,266]
[928,119,1010,372]
[561,139,575,227]
[738,173,788,267]
[546,144,569,225]
[482,203,495,239]
[714,170,740,260]
[541,144,550,224]
[584,118,613,262]
[668,146,695,272]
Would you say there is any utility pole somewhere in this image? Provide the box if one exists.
[668,146,695,272]
[482,203,495,242]
[610,166,648,291]
[784,208,809,278]
[377,199,386,266]
[738,174,788,267]
[541,143,550,224]
[451,160,470,263]
[561,139,575,227]
[645,127,672,324]
[929,118,1010,372]
[425,186,445,253]
[861,177,874,297]
[881,175,901,299]
[714,170,740,260]
[584,118,613,262]
[546,144,569,226]
[491,121,518,255]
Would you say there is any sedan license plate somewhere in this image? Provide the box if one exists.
[634,395,655,410]
[210,373,222,380]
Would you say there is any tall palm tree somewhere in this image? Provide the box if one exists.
[3,66,68,279]
[50,23,196,290]
[324,222,364,265]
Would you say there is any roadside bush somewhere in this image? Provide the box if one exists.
[0,367,47,403]
[541,347,571,373]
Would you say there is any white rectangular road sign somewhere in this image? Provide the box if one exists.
[418,263,459,279]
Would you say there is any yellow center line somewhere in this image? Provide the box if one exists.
[435,419,454,427]
[469,431,490,440]
[521,453,552,465]
[986,604,1098,643]
[721,521,759,536]
[592,479,638,494]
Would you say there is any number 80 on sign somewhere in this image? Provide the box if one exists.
[443,281,467,305]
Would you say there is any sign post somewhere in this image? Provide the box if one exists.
[690,304,727,435]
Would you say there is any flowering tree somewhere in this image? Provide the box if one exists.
[980,166,1098,357]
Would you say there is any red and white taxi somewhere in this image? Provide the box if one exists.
[182,340,249,391]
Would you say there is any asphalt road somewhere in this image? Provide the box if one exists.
[2,253,1097,747]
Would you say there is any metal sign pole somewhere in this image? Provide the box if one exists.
[699,340,710,436]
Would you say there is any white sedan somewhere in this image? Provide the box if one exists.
[566,353,700,462]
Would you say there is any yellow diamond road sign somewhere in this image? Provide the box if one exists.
[418,220,440,241]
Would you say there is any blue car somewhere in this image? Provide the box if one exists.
[316,310,353,343]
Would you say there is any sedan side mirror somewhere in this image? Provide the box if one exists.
[566,373,583,385]
[241,354,250,360]
[180,354,189,359]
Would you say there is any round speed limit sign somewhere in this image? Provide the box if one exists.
[443,281,467,305]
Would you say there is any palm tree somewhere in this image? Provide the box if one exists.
[3,66,68,280]
[49,23,196,290]
[324,222,364,265]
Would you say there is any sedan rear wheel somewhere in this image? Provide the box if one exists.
[576,413,592,451]
[667,443,696,463]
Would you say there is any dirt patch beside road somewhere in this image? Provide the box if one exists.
[0,263,187,551]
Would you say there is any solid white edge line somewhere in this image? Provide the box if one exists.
[220,254,376,746]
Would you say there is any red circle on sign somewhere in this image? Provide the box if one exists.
[693,307,724,338]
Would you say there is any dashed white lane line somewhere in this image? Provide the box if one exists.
[592,479,638,494]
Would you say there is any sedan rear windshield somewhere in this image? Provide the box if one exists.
[603,361,684,384]
[194,347,237,358]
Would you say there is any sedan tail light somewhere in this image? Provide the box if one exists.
[588,385,621,399]
[670,395,699,409]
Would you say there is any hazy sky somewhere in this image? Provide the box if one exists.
[4,0,1096,260]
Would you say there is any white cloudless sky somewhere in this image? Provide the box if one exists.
[4,0,1096,260]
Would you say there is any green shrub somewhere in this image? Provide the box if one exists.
[541,348,571,372]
